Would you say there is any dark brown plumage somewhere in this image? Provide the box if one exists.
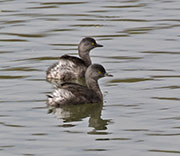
[46,37,103,82]
[47,64,112,107]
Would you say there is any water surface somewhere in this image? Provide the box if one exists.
[0,0,180,156]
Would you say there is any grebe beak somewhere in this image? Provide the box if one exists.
[95,43,103,47]
[104,73,113,77]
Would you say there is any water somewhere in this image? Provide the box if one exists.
[0,0,180,155]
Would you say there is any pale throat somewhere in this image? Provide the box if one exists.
[86,78,103,101]
[79,50,92,66]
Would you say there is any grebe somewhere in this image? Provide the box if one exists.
[47,64,112,106]
[46,37,103,82]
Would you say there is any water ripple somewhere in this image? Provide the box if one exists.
[109,78,154,83]
[149,149,180,154]
[104,3,147,8]
[0,122,25,128]
[1,32,50,38]
[152,97,180,101]
[40,2,88,5]
[0,75,28,79]
[0,39,27,42]
[1,67,40,72]
[142,51,180,55]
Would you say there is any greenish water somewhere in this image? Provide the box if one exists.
[0,0,180,156]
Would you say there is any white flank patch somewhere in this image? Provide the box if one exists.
[47,58,85,79]
[48,88,74,105]
[58,59,75,69]
[47,59,77,79]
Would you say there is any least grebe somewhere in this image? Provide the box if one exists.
[46,37,103,81]
[47,64,112,107]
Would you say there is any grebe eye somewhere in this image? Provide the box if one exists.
[98,71,102,74]
[92,42,95,46]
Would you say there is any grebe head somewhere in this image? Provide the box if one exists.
[85,64,113,81]
[78,37,103,53]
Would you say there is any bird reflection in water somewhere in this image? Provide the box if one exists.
[48,103,110,130]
